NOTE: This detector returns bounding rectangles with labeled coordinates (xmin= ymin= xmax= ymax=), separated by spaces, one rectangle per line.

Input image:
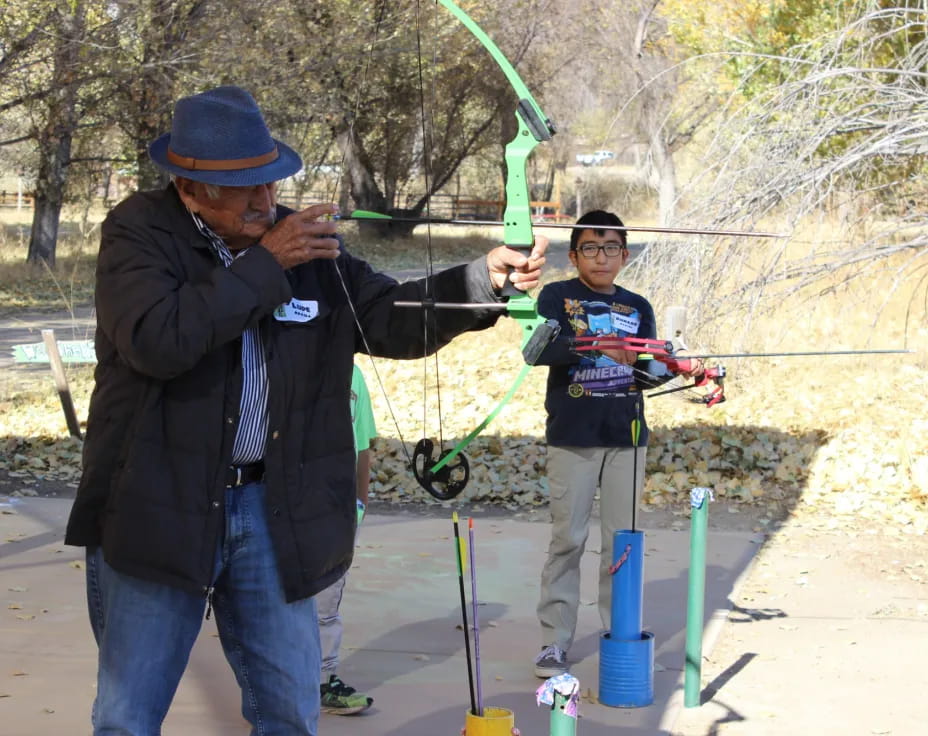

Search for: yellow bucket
xmin=464 ymin=706 xmax=515 ymax=736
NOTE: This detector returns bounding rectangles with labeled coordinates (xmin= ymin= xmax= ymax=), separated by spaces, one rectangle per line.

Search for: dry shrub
xmin=569 ymin=167 xmax=652 ymax=219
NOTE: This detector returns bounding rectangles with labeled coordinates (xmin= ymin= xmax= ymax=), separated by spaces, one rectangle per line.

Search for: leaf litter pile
xmin=360 ymin=316 xmax=926 ymax=535
xmin=2 ymin=316 xmax=924 ymax=537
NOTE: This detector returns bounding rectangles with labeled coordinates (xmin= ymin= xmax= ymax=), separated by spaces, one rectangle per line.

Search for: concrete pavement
xmin=0 ymin=495 xmax=759 ymax=735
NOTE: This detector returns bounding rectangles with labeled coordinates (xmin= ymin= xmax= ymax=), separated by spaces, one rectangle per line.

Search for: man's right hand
xmin=259 ymin=203 xmax=340 ymax=270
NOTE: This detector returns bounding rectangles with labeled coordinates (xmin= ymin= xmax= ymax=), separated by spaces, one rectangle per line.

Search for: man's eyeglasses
xmin=576 ymin=242 xmax=627 ymax=258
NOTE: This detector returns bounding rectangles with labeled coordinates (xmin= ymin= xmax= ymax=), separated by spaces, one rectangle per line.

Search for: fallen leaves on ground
xmin=1 ymin=312 xmax=925 ymax=536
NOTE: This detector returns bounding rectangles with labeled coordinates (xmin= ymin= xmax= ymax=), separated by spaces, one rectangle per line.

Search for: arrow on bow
xmin=339 ymin=209 xmax=786 ymax=239
xmin=565 ymin=335 xmax=912 ymax=405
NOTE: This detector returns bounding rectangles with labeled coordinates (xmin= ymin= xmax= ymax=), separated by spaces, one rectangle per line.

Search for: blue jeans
xmin=86 ymin=481 xmax=321 ymax=735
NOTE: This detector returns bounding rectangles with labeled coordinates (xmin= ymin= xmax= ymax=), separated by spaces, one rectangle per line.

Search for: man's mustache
xmin=241 ymin=209 xmax=276 ymax=224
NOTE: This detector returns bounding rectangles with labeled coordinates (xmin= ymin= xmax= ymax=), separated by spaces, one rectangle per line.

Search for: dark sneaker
xmin=320 ymin=674 xmax=373 ymax=715
xmin=533 ymin=644 xmax=568 ymax=678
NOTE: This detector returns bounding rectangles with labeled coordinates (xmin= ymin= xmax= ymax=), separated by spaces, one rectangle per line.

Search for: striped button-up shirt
xmin=190 ymin=213 xmax=268 ymax=464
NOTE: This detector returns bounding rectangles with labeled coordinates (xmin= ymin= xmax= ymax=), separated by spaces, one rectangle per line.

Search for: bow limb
xmin=412 ymin=0 xmax=557 ymax=499
xmin=436 ymin=0 xmax=554 ymax=297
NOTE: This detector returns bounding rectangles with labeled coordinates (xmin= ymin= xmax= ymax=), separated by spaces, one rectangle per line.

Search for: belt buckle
xmin=232 ymin=465 xmax=243 ymax=487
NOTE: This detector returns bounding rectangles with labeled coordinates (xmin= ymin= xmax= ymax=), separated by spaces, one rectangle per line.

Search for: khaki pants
xmin=537 ymin=444 xmax=647 ymax=651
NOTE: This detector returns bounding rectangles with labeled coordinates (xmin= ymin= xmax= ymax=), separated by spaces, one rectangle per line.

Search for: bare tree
xmin=1 ymin=0 xmax=209 ymax=265
xmin=26 ymin=3 xmax=87 ymax=267
xmin=626 ymin=1 xmax=928 ymax=340
xmin=561 ymin=1 xmax=719 ymax=224
xmin=268 ymin=0 xmax=563 ymax=238
xmin=110 ymin=0 xmax=210 ymax=191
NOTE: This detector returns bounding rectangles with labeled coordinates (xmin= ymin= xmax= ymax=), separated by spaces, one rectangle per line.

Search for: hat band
xmin=166 ymin=146 xmax=279 ymax=172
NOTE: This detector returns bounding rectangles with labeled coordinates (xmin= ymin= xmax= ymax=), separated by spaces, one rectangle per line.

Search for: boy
xmin=530 ymin=210 xmax=700 ymax=677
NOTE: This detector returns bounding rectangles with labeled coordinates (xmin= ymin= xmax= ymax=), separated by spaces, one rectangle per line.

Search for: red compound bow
xmin=569 ymin=335 xmax=726 ymax=406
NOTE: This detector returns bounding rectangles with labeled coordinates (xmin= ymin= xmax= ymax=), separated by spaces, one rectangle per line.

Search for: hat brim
xmin=148 ymin=133 xmax=303 ymax=186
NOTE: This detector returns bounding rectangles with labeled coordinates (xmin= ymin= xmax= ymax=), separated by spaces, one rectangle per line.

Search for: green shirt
xmin=351 ymin=365 xmax=377 ymax=455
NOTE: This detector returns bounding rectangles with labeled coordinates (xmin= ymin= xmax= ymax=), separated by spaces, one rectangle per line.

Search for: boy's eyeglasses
xmin=576 ymin=242 xmax=626 ymax=258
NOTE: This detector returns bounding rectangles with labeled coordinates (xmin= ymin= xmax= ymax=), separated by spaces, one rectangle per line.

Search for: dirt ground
xmin=671 ymin=517 xmax=928 ymax=736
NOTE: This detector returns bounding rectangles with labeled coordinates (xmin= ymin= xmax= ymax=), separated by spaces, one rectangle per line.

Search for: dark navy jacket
xmin=65 ymin=184 xmax=500 ymax=601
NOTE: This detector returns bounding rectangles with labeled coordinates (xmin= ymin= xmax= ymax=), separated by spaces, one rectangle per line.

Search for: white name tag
xmin=612 ymin=312 xmax=640 ymax=334
xmin=274 ymin=298 xmax=319 ymax=323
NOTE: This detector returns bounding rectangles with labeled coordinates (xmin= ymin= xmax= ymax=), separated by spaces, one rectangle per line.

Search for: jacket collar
xmin=145 ymin=183 xmax=213 ymax=252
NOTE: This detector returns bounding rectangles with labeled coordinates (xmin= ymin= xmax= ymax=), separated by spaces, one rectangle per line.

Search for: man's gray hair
xmin=170 ymin=174 xmax=221 ymax=200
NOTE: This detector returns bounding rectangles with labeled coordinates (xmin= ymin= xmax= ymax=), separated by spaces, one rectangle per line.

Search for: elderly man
xmin=65 ymin=85 xmax=546 ymax=735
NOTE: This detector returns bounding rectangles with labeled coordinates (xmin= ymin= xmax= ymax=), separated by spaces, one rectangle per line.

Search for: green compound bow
xmin=404 ymin=0 xmax=557 ymax=500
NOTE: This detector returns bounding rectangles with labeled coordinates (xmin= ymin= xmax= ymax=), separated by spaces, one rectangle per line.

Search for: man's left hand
xmin=487 ymin=235 xmax=548 ymax=292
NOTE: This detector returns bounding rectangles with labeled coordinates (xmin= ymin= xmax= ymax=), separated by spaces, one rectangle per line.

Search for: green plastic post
xmin=549 ymin=692 xmax=576 ymax=736
xmin=684 ymin=487 xmax=713 ymax=707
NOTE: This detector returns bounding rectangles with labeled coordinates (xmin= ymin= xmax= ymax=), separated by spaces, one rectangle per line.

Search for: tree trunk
xmin=498 ymin=107 xmax=518 ymax=193
xmin=650 ymin=132 xmax=677 ymax=226
xmin=630 ymin=1 xmax=680 ymax=226
xmin=136 ymin=142 xmax=170 ymax=191
xmin=126 ymin=1 xmax=207 ymax=192
xmin=336 ymin=125 xmax=420 ymax=239
xmin=26 ymin=6 xmax=84 ymax=268
xmin=134 ymin=75 xmax=174 ymax=190
xmin=336 ymin=126 xmax=388 ymax=212
xmin=357 ymin=218 xmax=417 ymax=240
xmin=27 ymin=138 xmax=71 ymax=267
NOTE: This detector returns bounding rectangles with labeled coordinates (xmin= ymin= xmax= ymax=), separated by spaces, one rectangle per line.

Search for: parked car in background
xmin=575 ymin=150 xmax=615 ymax=166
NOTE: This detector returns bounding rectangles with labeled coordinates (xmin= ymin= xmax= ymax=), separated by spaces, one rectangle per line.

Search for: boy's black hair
xmin=569 ymin=210 xmax=628 ymax=251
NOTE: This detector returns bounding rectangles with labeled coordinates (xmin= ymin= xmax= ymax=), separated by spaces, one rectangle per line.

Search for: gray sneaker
xmin=533 ymin=644 xmax=568 ymax=678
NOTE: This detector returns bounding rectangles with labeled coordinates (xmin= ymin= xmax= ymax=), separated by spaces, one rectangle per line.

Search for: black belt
xmin=226 ymin=461 xmax=265 ymax=488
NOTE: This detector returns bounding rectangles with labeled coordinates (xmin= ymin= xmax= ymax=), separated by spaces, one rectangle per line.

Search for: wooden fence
xmin=3 ymin=189 xmax=568 ymax=222
xmin=0 ymin=191 xmax=34 ymax=208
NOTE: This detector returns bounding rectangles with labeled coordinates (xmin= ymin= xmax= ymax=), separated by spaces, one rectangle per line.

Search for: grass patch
xmin=0 ymin=255 xmax=97 ymax=316
xmin=0 ymin=210 xmax=101 ymax=315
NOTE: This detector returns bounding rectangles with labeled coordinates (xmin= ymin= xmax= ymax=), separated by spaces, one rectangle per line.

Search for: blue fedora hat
xmin=148 ymin=86 xmax=303 ymax=186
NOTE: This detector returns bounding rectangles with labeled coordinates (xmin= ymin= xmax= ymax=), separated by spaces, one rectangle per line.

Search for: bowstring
xmin=415 ymin=0 xmax=444 ymax=449
xmin=329 ymin=0 xmax=412 ymax=466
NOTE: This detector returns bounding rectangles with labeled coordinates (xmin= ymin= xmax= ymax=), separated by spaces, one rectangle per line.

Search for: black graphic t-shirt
xmin=535 ymin=278 xmax=657 ymax=448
